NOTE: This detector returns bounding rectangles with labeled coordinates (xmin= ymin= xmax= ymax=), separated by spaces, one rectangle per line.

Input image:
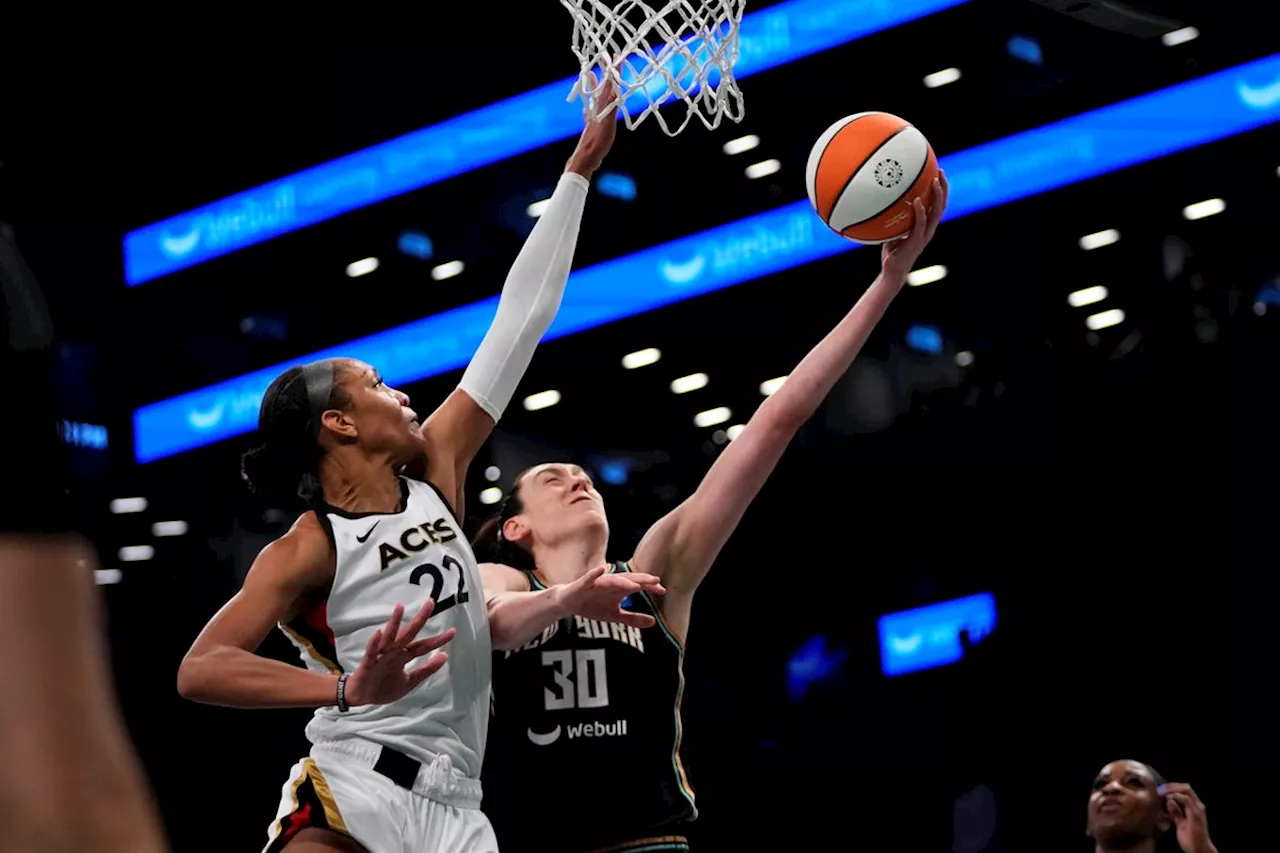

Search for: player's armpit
xmin=411 ymin=387 xmax=496 ymax=521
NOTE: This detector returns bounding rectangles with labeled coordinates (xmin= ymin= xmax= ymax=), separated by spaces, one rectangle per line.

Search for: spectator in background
xmin=0 ymin=226 xmax=170 ymax=852
xmin=1087 ymin=759 xmax=1218 ymax=853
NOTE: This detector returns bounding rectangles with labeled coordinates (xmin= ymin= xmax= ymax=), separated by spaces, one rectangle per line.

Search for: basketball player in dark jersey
xmin=473 ymin=175 xmax=950 ymax=853
xmin=1087 ymin=760 xmax=1218 ymax=853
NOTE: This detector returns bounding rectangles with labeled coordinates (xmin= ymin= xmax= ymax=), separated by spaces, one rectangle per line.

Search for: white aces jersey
xmin=279 ymin=476 xmax=491 ymax=779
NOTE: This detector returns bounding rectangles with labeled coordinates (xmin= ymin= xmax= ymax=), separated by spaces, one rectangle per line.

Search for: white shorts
xmin=263 ymin=740 xmax=498 ymax=853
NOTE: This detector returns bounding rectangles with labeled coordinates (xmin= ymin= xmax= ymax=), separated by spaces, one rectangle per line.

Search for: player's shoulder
xmin=480 ymin=562 xmax=532 ymax=593
xmin=256 ymin=511 xmax=335 ymax=582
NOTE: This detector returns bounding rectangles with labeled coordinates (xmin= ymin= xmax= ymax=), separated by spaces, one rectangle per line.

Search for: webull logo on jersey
xmin=526 ymin=719 xmax=629 ymax=746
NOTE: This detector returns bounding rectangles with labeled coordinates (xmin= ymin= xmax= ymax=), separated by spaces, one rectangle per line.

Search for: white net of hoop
xmin=562 ymin=0 xmax=746 ymax=136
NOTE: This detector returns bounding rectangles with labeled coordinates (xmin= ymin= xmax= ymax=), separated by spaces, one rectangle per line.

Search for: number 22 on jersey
xmin=408 ymin=554 xmax=470 ymax=616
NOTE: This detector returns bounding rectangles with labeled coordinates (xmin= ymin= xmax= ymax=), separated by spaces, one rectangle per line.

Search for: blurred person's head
xmin=1086 ymin=759 xmax=1170 ymax=851
xmin=241 ymin=358 xmax=423 ymax=504
xmin=473 ymin=463 xmax=608 ymax=574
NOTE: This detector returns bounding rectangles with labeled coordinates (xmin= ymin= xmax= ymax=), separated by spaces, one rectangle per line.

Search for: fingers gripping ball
xmin=805 ymin=112 xmax=939 ymax=244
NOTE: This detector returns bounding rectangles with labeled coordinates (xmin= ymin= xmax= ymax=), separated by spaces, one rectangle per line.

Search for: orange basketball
xmin=805 ymin=112 xmax=938 ymax=244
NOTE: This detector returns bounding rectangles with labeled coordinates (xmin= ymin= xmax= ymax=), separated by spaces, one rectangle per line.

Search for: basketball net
xmin=562 ymin=0 xmax=746 ymax=136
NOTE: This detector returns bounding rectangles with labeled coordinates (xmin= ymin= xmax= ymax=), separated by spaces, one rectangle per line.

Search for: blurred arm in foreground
xmin=0 ymin=226 xmax=169 ymax=853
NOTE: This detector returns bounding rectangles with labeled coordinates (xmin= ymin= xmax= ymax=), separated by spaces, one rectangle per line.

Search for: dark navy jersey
xmin=482 ymin=562 xmax=696 ymax=852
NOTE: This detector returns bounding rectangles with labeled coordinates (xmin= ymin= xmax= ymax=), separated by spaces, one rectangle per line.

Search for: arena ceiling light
xmin=954 ymin=351 xmax=974 ymax=367
xmin=621 ymin=347 xmax=661 ymax=369
xmin=479 ymin=487 xmax=503 ymax=505
xmin=1068 ymin=285 xmax=1109 ymax=308
xmin=907 ymin=264 xmax=947 ymax=286
xmin=1079 ymin=229 xmax=1120 ymax=250
xmin=131 ymin=55 xmax=1280 ymax=463
xmin=123 ymin=0 xmax=970 ymax=286
xmin=1162 ymin=26 xmax=1198 ymax=46
xmin=523 ymin=390 xmax=562 ymax=411
xmin=694 ymin=407 xmax=732 ymax=428
xmin=759 ymin=376 xmax=787 ymax=396
xmin=923 ymin=67 xmax=962 ymax=88
xmin=670 ymin=373 xmax=709 ymax=394
xmin=484 ymin=466 xmax=501 ymax=481
xmin=430 ymin=260 xmax=465 ymax=281
xmin=723 ymin=134 xmax=760 ymax=155
xmin=94 ymin=569 xmax=123 ymax=586
xmin=726 ymin=424 xmax=746 ymax=440
xmin=118 ymin=545 xmax=155 ymax=562
xmin=346 ymin=257 xmax=379 ymax=277
xmin=745 ymin=159 xmax=781 ymax=179
xmin=110 ymin=497 xmax=148 ymax=514
xmin=152 ymin=520 xmax=189 ymax=537
xmin=1182 ymin=198 xmax=1226 ymax=220
xmin=526 ymin=198 xmax=551 ymax=218
xmin=1086 ymin=308 xmax=1126 ymax=330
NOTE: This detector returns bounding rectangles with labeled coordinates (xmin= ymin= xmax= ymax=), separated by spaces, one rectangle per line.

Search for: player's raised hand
xmin=555 ymin=565 xmax=664 ymax=629
xmin=1159 ymin=783 xmax=1217 ymax=853
xmin=567 ymin=66 xmax=619 ymax=178
xmin=344 ymin=599 xmax=456 ymax=707
xmin=882 ymin=170 xmax=949 ymax=281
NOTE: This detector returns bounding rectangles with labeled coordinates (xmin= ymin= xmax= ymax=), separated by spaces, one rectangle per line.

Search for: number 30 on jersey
xmin=542 ymin=649 xmax=609 ymax=710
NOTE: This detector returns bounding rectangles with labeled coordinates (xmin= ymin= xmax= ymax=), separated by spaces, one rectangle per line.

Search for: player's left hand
xmin=566 ymin=68 xmax=619 ymax=179
xmin=1160 ymin=783 xmax=1217 ymax=853
xmin=881 ymin=170 xmax=949 ymax=282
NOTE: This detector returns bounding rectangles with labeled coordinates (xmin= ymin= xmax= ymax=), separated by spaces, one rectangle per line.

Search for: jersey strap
xmin=523 ymin=561 xmax=627 ymax=590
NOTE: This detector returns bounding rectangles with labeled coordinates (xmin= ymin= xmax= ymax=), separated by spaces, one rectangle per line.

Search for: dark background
xmin=2 ymin=1 xmax=1270 ymax=850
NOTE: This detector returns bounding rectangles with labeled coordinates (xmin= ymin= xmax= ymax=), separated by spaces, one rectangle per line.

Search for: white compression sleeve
xmin=458 ymin=171 xmax=589 ymax=421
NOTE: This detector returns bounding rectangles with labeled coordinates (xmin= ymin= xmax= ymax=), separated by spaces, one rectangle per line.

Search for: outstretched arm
xmin=415 ymin=83 xmax=619 ymax=519
xmin=632 ymin=174 xmax=949 ymax=640
xmin=481 ymin=563 xmax=664 ymax=651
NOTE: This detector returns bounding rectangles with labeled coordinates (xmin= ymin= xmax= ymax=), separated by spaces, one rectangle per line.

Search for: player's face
xmin=1086 ymin=760 xmax=1167 ymax=842
xmin=337 ymin=360 xmax=424 ymax=460
xmin=514 ymin=463 xmax=607 ymax=540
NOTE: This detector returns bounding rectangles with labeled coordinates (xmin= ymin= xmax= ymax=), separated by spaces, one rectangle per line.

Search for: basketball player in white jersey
xmin=176 ymin=79 xmax=662 ymax=853
xmin=475 ymin=176 xmax=947 ymax=853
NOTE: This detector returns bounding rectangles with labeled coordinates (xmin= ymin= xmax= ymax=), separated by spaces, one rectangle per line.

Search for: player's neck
xmin=532 ymin=538 xmax=608 ymax=587
xmin=1094 ymin=837 xmax=1156 ymax=853
xmin=317 ymin=450 xmax=403 ymax=514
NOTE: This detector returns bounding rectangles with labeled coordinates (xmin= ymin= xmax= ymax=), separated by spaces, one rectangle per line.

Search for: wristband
xmin=336 ymin=672 xmax=350 ymax=712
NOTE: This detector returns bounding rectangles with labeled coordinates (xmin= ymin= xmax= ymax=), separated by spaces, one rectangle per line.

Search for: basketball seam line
xmin=813 ymin=114 xmax=864 ymax=210
xmin=830 ymin=124 xmax=918 ymax=232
